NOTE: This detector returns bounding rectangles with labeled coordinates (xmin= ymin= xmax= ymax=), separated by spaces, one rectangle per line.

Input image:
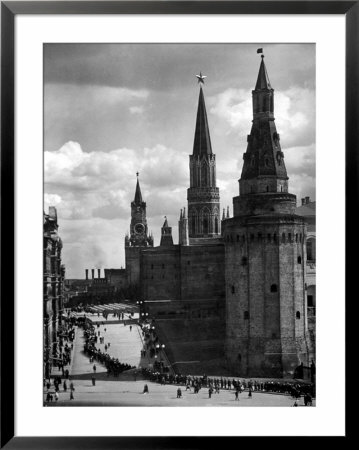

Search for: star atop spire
xmin=196 ymin=71 xmax=207 ymax=84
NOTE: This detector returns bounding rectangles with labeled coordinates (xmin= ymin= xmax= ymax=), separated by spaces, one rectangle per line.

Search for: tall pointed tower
xmin=125 ymin=173 xmax=153 ymax=285
xmin=187 ymin=81 xmax=221 ymax=238
xmin=224 ymin=54 xmax=309 ymax=377
xmin=160 ymin=216 xmax=174 ymax=246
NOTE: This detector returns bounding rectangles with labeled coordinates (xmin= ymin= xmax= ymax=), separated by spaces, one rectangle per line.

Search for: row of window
xmin=231 ymin=283 xmax=278 ymax=294
xmin=230 ymin=310 xmax=302 ymax=320
xmin=225 ymin=232 xmax=304 ymax=244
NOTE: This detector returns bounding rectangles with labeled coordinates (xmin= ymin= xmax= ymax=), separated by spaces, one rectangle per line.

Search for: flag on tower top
xmin=257 ymin=48 xmax=263 ymax=54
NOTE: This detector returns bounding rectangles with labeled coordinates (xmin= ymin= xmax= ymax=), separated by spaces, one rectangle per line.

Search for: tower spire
xmin=192 ymin=85 xmax=212 ymax=156
xmin=134 ymin=172 xmax=143 ymax=204
xmin=255 ymin=54 xmax=272 ymax=90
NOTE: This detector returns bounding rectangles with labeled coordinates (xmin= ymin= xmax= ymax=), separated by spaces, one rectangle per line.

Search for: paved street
xmin=45 ymin=378 xmax=314 ymax=407
xmin=45 ymin=318 xmax=315 ymax=407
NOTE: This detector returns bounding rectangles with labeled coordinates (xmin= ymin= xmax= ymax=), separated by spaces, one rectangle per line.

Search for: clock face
xmin=134 ymin=223 xmax=145 ymax=235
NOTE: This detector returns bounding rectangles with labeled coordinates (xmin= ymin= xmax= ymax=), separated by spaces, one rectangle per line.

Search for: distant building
xmin=43 ymin=207 xmax=65 ymax=378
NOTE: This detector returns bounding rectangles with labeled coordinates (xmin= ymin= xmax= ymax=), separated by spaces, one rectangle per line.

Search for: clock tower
xmin=125 ymin=174 xmax=153 ymax=286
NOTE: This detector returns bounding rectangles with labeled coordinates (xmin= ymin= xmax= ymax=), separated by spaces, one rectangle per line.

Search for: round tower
xmin=223 ymin=54 xmax=309 ymax=378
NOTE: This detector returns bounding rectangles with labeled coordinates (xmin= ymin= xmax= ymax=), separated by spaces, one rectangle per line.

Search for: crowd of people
xmin=140 ymin=369 xmax=315 ymax=399
xmin=81 ymin=322 xmax=136 ymax=376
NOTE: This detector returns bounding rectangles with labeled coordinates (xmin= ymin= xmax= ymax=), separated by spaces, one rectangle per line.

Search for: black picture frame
xmin=1 ymin=1 xmax=355 ymax=447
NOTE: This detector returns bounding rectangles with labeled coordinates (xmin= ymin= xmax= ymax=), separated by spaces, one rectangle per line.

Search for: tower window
xmin=307 ymin=238 xmax=316 ymax=262
xmin=187 ymin=261 xmax=191 ymax=266
xmin=296 ymin=311 xmax=301 ymax=319
xmin=307 ymin=295 xmax=314 ymax=307
xmin=231 ymin=285 xmax=235 ymax=294
xmin=162 ymin=264 xmax=164 ymax=269
xmin=288 ymin=233 xmax=292 ymax=242
xmin=250 ymin=234 xmax=255 ymax=242
xmin=265 ymin=159 xmax=269 ymax=167
xmin=215 ymin=217 xmax=219 ymax=234
xmin=266 ymin=186 xmax=269 ymax=192
xmin=237 ymin=235 xmax=240 ymax=242
xmin=281 ymin=233 xmax=286 ymax=243
xmin=273 ymin=233 xmax=277 ymax=243
xmin=280 ymin=186 xmax=283 ymax=192
xmin=270 ymin=284 xmax=278 ymax=293
xmin=244 ymin=311 xmax=249 ymax=320
xmin=295 ymin=234 xmax=298 ymax=242
xmin=203 ymin=217 xmax=209 ymax=235
xmin=151 ymin=264 xmax=153 ymax=270
xmin=241 ymin=256 xmax=248 ymax=266
xmin=267 ymin=233 xmax=271 ymax=242
xmin=297 ymin=256 xmax=302 ymax=264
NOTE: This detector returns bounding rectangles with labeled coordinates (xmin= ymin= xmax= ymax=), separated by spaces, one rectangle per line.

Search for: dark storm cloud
xmin=44 ymin=43 xmax=315 ymax=92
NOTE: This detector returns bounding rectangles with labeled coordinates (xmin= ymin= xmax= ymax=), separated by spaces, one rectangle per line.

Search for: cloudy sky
xmin=44 ymin=43 xmax=315 ymax=279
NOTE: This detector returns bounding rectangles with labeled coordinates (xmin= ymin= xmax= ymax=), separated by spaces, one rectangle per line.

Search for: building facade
xmin=43 ymin=206 xmax=65 ymax=378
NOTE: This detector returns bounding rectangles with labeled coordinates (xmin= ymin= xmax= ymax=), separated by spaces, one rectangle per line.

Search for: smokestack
xmin=305 ymin=196 xmax=310 ymax=204
xmin=85 ymin=269 xmax=88 ymax=280
xmin=91 ymin=269 xmax=94 ymax=279
xmin=98 ymin=268 xmax=101 ymax=279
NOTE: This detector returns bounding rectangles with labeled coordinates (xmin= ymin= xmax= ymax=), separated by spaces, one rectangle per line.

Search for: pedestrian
xmin=70 ymin=390 xmax=74 ymax=400
xmin=248 ymin=387 xmax=252 ymax=398
xmin=130 ymin=325 xmax=132 ymax=332
xmin=177 ymin=388 xmax=182 ymax=398
xmin=93 ymin=364 xmax=97 ymax=373
xmin=55 ymin=392 xmax=59 ymax=402
xmin=63 ymin=380 xmax=67 ymax=392
xmin=92 ymin=376 xmax=96 ymax=386
xmin=143 ymin=384 xmax=149 ymax=394
xmin=208 ymin=387 xmax=213 ymax=399
xmin=235 ymin=390 xmax=239 ymax=401
xmin=293 ymin=400 xmax=298 ymax=407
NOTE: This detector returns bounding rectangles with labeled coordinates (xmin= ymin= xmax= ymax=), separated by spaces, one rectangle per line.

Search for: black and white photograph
xmin=43 ymin=43 xmax=316 ymax=407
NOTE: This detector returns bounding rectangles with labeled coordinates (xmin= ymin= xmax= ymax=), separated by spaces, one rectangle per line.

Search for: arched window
xmin=244 ymin=311 xmax=249 ymax=320
xmin=281 ymin=233 xmax=286 ymax=243
xmin=241 ymin=256 xmax=248 ymax=266
xmin=266 ymin=186 xmax=269 ymax=192
xmin=297 ymin=256 xmax=302 ymax=264
xmin=191 ymin=215 xmax=196 ymax=236
xmin=214 ymin=217 xmax=219 ymax=234
xmin=296 ymin=311 xmax=301 ymax=319
xmin=231 ymin=285 xmax=235 ymax=294
xmin=203 ymin=217 xmax=209 ymax=235
xmin=270 ymin=284 xmax=278 ymax=293
xmin=307 ymin=238 xmax=316 ymax=261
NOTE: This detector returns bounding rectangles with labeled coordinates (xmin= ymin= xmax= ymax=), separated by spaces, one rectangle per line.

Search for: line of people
xmin=82 ymin=322 xmax=136 ymax=376
xmin=141 ymin=369 xmax=315 ymax=398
